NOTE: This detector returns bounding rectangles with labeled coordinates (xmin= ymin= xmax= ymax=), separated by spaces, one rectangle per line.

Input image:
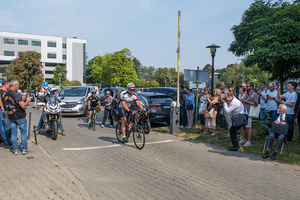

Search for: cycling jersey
xmin=119 ymin=90 xmax=139 ymax=108
xmin=88 ymin=95 xmax=100 ymax=107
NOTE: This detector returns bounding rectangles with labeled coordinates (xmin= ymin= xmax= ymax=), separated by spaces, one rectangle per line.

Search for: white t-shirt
xmin=260 ymin=89 xmax=268 ymax=109
xmin=266 ymin=90 xmax=278 ymax=111
xmin=283 ymin=91 xmax=298 ymax=115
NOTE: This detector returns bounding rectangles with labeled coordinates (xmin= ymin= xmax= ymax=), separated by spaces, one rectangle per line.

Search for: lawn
xmin=155 ymin=119 xmax=300 ymax=165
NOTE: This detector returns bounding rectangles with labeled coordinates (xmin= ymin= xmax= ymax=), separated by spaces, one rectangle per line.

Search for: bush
xmin=61 ymin=80 xmax=82 ymax=87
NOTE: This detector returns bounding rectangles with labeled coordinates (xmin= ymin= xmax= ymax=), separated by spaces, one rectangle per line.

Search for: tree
xmin=86 ymin=57 xmax=96 ymax=84
xmin=229 ymin=0 xmax=300 ymax=93
xmin=131 ymin=57 xmax=142 ymax=78
xmin=52 ymin=64 xmax=67 ymax=85
xmin=92 ymin=55 xmax=105 ymax=83
xmin=61 ymin=80 xmax=82 ymax=87
xmin=202 ymin=64 xmax=212 ymax=80
xmin=153 ymin=67 xmax=171 ymax=86
xmin=7 ymin=50 xmax=43 ymax=90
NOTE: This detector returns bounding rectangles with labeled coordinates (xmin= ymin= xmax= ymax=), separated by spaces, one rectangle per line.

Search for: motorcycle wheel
xmin=52 ymin=121 xmax=58 ymax=140
xmin=144 ymin=121 xmax=151 ymax=134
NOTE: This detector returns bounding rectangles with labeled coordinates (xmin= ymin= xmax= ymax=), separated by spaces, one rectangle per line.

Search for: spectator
xmin=185 ymin=89 xmax=195 ymax=129
xmin=296 ymin=103 xmax=300 ymax=139
xmin=197 ymin=87 xmax=208 ymax=133
xmin=220 ymin=92 xmax=246 ymax=151
xmin=33 ymin=87 xmax=39 ymax=108
xmin=204 ymin=89 xmax=221 ymax=135
xmin=265 ymin=82 xmax=278 ymax=118
xmin=106 ymin=84 xmax=114 ymax=97
xmin=263 ymin=104 xmax=294 ymax=160
xmin=3 ymin=80 xmax=31 ymax=155
xmin=229 ymin=80 xmax=234 ymax=88
xmin=238 ymin=87 xmax=246 ymax=100
xmin=101 ymin=91 xmax=114 ymax=128
xmin=224 ymin=87 xmax=237 ymax=137
xmin=114 ymin=89 xmax=119 ymax=99
xmin=228 ymin=87 xmax=236 ymax=97
xmin=219 ymin=82 xmax=228 ymax=129
xmin=179 ymin=85 xmax=187 ymax=128
xmin=239 ymin=82 xmax=259 ymax=147
xmin=257 ymin=82 xmax=268 ymax=128
xmin=0 ymin=80 xmax=11 ymax=146
xmin=22 ymin=89 xmax=27 ymax=101
xmin=276 ymin=81 xmax=298 ymax=143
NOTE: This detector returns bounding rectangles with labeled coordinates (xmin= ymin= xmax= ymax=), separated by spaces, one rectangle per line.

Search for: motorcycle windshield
xmin=49 ymin=95 xmax=57 ymax=107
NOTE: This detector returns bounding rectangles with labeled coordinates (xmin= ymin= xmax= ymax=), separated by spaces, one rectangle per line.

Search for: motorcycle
xmin=37 ymin=95 xmax=65 ymax=140
xmin=111 ymin=99 xmax=151 ymax=134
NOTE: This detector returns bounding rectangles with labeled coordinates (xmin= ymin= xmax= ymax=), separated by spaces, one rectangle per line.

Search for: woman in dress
xmin=204 ymin=89 xmax=221 ymax=135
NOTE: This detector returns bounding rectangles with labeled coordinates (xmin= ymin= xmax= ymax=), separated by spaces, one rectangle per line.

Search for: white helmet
xmin=127 ymin=83 xmax=135 ymax=88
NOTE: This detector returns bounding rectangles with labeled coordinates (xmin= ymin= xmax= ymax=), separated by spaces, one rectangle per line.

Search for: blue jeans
xmin=199 ymin=114 xmax=205 ymax=126
xmin=0 ymin=110 xmax=8 ymax=144
xmin=3 ymin=111 xmax=11 ymax=143
xmin=10 ymin=117 xmax=28 ymax=151
xmin=180 ymin=106 xmax=186 ymax=126
xmin=260 ymin=108 xmax=267 ymax=128
xmin=38 ymin=114 xmax=63 ymax=130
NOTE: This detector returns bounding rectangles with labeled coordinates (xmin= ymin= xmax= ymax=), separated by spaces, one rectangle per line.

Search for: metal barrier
xmin=28 ymin=112 xmax=31 ymax=140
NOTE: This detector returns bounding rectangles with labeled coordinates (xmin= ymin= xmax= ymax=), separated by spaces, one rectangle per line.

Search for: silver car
xmin=59 ymin=86 xmax=91 ymax=116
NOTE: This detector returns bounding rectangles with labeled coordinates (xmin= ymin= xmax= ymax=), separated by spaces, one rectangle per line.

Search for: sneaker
xmin=238 ymin=139 xmax=246 ymax=145
xmin=36 ymin=129 xmax=40 ymax=135
xmin=262 ymin=151 xmax=270 ymax=159
xmin=271 ymin=152 xmax=278 ymax=160
xmin=22 ymin=149 xmax=30 ymax=155
xmin=101 ymin=125 xmax=104 ymax=128
xmin=186 ymin=126 xmax=191 ymax=129
xmin=180 ymin=125 xmax=184 ymax=128
xmin=243 ymin=141 xmax=252 ymax=147
xmin=89 ymin=122 xmax=92 ymax=126
xmin=96 ymin=115 xmax=98 ymax=119
xmin=110 ymin=125 xmax=113 ymax=128
xmin=123 ymin=137 xmax=128 ymax=143
xmin=61 ymin=129 xmax=66 ymax=136
xmin=13 ymin=150 xmax=19 ymax=155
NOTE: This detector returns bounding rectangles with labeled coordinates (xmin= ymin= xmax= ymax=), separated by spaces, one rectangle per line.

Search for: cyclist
xmin=87 ymin=90 xmax=101 ymax=126
xmin=119 ymin=83 xmax=146 ymax=142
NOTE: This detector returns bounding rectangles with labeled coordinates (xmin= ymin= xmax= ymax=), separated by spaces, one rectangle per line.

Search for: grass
xmin=156 ymin=119 xmax=300 ymax=165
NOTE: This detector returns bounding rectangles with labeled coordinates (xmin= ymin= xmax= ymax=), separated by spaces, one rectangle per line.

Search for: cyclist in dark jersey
xmin=87 ymin=90 xmax=101 ymax=126
xmin=119 ymin=83 xmax=146 ymax=142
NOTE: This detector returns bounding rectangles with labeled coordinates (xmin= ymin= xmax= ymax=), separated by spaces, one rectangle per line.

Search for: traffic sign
xmin=207 ymin=81 xmax=212 ymax=86
xmin=43 ymin=81 xmax=48 ymax=87
xmin=183 ymin=69 xmax=209 ymax=82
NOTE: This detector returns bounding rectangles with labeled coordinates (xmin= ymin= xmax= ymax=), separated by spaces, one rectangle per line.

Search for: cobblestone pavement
xmin=2 ymin=107 xmax=300 ymax=199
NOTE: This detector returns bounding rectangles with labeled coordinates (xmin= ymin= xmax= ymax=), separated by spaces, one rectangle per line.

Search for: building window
xmin=4 ymin=38 xmax=14 ymax=44
xmin=47 ymin=42 xmax=56 ymax=47
xmin=45 ymin=70 xmax=54 ymax=74
xmin=62 ymin=55 xmax=66 ymax=60
xmin=4 ymin=51 xmax=14 ymax=56
xmin=45 ymin=78 xmax=53 ymax=84
xmin=18 ymin=39 xmax=28 ymax=45
xmin=62 ymin=43 xmax=66 ymax=48
xmin=32 ymin=40 xmax=41 ymax=46
xmin=47 ymin=53 xmax=56 ymax=59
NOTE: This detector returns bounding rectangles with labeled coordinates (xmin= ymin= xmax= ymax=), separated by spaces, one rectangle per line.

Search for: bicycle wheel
xmin=93 ymin=111 xmax=96 ymax=131
xmin=132 ymin=124 xmax=145 ymax=150
xmin=116 ymin=122 xmax=124 ymax=143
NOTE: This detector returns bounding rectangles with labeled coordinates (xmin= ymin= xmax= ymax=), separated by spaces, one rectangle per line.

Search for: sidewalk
xmin=0 ymin=138 xmax=90 ymax=200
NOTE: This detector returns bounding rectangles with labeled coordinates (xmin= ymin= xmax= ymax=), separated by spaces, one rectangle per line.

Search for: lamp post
xmin=206 ymin=44 xmax=221 ymax=95
xmin=59 ymin=73 xmax=62 ymax=89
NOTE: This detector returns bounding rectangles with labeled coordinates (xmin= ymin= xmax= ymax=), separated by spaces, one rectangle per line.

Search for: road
xmin=29 ymin=107 xmax=300 ymax=200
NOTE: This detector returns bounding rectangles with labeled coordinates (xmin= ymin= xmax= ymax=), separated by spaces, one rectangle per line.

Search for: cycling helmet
xmin=91 ymin=90 xmax=96 ymax=94
xmin=127 ymin=83 xmax=135 ymax=88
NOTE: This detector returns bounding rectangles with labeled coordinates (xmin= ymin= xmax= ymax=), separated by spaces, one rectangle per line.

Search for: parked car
xmin=58 ymin=86 xmax=92 ymax=116
xmin=100 ymin=87 xmax=125 ymax=103
xmin=137 ymin=92 xmax=173 ymax=124
xmin=146 ymin=87 xmax=177 ymax=101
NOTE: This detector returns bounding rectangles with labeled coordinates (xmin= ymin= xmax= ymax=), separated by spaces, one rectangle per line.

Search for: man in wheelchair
xmin=263 ymin=104 xmax=294 ymax=160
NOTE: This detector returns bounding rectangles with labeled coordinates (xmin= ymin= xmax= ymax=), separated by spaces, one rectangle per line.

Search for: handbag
xmin=186 ymin=103 xmax=193 ymax=110
xmin=271 ymin=122 xmax=289 ymax=135
xmin=199 ymin=102 xmax=207 ymax=114
xmin=232 ymin=114 xmax=248 ymax=128
xmin=248 ymin=104 xmax=261 ymax=118
xmin=204 ymin=107 xmax=215 ymax=119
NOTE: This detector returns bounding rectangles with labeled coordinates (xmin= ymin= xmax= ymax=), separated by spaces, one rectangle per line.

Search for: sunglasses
xmin=129 ymin=89 xmax=135 ymax=91
xmin=229 ymin=90 xmax=233 ymax=91
xmin=204 ymin=90 xmax=207 ymax=91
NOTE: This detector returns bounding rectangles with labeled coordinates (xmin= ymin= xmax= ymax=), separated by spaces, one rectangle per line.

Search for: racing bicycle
xmin=86 ymin=106 xmax=97 ymax=131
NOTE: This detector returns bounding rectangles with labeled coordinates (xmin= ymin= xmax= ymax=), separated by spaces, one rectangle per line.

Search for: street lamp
xmin=206 ymin=44 xmax=221 ymax=95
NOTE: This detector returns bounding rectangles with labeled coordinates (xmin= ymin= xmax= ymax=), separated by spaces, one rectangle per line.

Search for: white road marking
xmin=62 ymin=140 xmax=174 ymax=151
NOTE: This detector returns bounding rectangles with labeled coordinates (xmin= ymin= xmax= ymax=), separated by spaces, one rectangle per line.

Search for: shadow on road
xmin=98 ymin=136 xmax=119 ymax=144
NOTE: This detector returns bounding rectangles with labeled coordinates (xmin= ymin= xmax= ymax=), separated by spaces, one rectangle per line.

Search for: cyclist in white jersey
xmin=118 ymin=83 xmax=146 ymax=142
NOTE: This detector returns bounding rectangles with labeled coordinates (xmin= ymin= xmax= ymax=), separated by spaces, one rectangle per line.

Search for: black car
xmin=146 ymin=87 xmax=177 ymax=101
xmin=137 ymin=92 xmax=173 ymax=124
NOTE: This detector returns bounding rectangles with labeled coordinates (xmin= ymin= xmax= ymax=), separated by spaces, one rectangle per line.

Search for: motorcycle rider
xmin=119 ymin=83 xmax=146 ymax=142
xmin=36 ymin=88 xmax=65 ymax=136
xmin=87 ymin=90 xmax=101 ymax=126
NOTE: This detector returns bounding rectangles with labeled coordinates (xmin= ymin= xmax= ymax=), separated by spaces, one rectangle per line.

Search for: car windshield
xmin=59 ymin=87 xmax=87 ymax=97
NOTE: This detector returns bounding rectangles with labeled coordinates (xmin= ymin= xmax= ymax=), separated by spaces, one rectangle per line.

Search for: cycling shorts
xmin=118 ymin=108 xmax=129 ymax=119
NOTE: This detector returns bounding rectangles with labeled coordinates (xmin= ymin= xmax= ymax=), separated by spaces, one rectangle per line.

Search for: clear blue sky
xmin=0 ymin=0 xmax=282 ymax=71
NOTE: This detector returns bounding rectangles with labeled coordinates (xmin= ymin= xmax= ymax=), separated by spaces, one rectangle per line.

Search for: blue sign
xmin=43 ymin=81 xmax=48 ymax=87
xmin=207 ymin=81 xmax=212 ymax=86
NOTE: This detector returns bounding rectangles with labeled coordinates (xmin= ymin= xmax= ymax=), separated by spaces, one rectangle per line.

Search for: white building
xmin=0 ymin=31 xmax=86 ymax=84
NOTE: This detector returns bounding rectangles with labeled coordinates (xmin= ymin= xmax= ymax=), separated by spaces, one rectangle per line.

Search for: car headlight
xmin=77 ymin=98 xmax=84 ymax=104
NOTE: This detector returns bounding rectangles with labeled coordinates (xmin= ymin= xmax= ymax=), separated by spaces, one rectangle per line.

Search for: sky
xmin=0 ymin=0 xmax=277 ymax=72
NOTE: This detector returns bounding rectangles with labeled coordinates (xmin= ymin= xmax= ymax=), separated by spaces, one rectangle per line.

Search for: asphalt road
xmin=28 ymin=107 xmax=300 ymax=200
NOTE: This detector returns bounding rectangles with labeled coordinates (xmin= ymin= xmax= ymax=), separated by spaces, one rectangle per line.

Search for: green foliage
xmin=131 ymin=57 xmax=142 ymax=78
xmin=92 ymin=48 xmax=139 ymax=87
xmin=52 ymin=64 xmax=67 ymax=85
xmin=61 ymin=80 xmax=82 ymax=87
xmin=7 ymin=50 xmax=43 ymax=90
xmin=153 ymin=67 xmax=172 ymax=86
xmin=229 ymin=0 xmax=300 ymax=91
xmin=138 ymin=66 xmax=156 ymax=81
xmin=135 ymin=80 xmax=159 ymax=88
xmin=86 ymin=57 xmax=96 ymax=84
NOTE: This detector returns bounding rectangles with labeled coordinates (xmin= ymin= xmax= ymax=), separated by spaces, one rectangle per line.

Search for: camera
xmin=218 ymin=98 xmax=225 ymax=101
